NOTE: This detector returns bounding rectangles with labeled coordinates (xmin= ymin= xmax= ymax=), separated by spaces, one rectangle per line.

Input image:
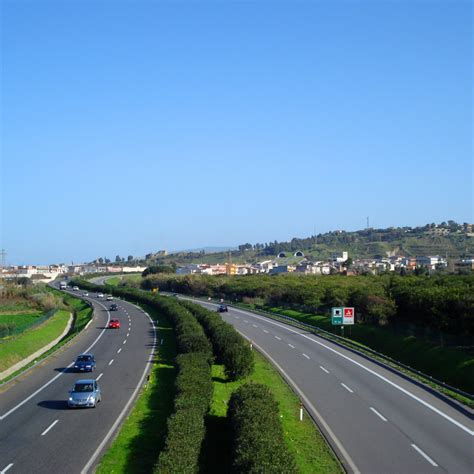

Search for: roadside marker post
xmin=299 ymin=402 xmax=304 ymax=421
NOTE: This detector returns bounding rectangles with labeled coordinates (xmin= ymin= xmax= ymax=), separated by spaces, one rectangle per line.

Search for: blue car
xmin=74 ymin=354 xmax=96 ymax=372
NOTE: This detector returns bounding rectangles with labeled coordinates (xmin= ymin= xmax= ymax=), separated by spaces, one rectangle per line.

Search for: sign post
xmin=332 ymin=307 xmax=355 ymax=338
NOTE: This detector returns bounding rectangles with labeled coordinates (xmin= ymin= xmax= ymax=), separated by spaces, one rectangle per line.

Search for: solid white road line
xmin=341 ymin=383 xmax=354 ymax=393
xmin=275 ymin=336 xmax=281 ymax=340
xmin=288 ymin=344 xmax=295 ymax=349
xmin=41 ymin=419 xmax=59 ymax=436
xmin=411 ymin=444 xmax=438 ymax=467
xmin=81 ymin=304 xmax=157 ymax=474
xmin=109 ymin=359 xmax=114 ymax=366
xmin=117 ymin=348 xmax=122 ymax=354
xmin=230 ymin=306 xmax=473 ymax=436
xmin=320 ymin=366 xmax=330 ymax=374
xmin=0 ymin=463 xmax=13 ymax=474
xmin=302 ymin=353 xmax=311 ymax=359
xmin=370 ymin=407 xmax=387 ymax=422
xmin=0 ymin=302 xmax=112 ymax=421
xmin=96 ymin=373 xmax=103 ymax=381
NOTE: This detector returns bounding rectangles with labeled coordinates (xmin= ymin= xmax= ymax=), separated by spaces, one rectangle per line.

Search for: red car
xmin=109 ymin=319 xmax=120 ymax=329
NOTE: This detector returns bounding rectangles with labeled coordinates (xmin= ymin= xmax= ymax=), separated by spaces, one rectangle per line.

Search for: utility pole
xmin=366 ymin=216 xmax=370 ymax=229
xmin=0 ymin=249 xmax=6 ymax=268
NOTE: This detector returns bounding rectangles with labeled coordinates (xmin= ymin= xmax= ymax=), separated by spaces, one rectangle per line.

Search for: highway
xmin=0 ymin=286 xmax=156 ymax=474
xmin=191 ymin=299 xmax=474 ymax=474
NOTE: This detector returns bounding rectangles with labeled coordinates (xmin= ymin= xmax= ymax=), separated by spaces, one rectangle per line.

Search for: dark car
xmin=109 ymin=303 xmax=118 ymax=311
xmin=74 ymin=354 xmax=96 ymax=372
xmin=217 ymin=304 xmax=228 ymax=313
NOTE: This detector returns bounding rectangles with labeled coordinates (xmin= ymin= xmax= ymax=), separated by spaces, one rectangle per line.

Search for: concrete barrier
xmin=0 ymin=312 xmax=74 ymax=381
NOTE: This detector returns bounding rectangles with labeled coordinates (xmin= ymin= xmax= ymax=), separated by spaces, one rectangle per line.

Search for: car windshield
xmin=73 ymin=383 xmax=93 ymax=393
xmin=77 ymin=356 xmax=92 ymax=362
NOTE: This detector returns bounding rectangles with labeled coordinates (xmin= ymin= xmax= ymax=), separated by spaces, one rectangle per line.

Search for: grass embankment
xmin=201 ymin=354 xmax=341 ymax=474
xmin=97 ymin=305 xmax=177 ymax=474
xmin=257 ymin=305 xmax=474 ymax=397
xmin=102 ymin=274 xmax=142 ymax=287
xmin=0 ymin=309 xmax=70 ymax=372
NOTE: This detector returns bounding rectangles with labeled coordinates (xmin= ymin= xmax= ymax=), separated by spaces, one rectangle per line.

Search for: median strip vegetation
xmin=73 ymin=279 xmax=343 ymax=472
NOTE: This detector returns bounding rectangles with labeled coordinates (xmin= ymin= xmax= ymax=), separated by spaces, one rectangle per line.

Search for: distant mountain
xmin=171 ymin=246 xmax=238 ymax=254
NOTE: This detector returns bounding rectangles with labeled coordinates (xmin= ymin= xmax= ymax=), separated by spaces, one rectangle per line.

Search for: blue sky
xmin=1 ymin=0 xmax=472 ymax=264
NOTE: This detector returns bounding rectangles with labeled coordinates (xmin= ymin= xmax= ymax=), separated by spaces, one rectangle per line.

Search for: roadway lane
xmin=193 ymin=299 xmax=474 ymax=474
xmin=0 ymin=288 xmax=156 ymax=474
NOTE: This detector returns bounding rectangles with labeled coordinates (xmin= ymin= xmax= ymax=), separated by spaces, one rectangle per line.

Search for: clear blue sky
xmin=1 ymin=0 xmax=472 ymax=265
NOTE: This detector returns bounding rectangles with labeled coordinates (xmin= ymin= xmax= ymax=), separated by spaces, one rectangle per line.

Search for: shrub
xmin=181 ymin=301 xmax=254 ymax=381
xmin=228 ymin=383 xmax=297 ymax=473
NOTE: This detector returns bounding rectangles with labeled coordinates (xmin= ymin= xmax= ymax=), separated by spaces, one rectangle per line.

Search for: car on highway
xmin=73 ymin=286 xmax=79 ymax=291
xmin=97 ymin=293 xmax=104 ymax=298
xmin=217 ymin=304 xmax=228 ymax=313
xmin=74 ymin=354 xmax=96 ymax=372
xmin=109 ymin=319 xmax=120 ymax=329
xmin=68 ymin=379 xmax=101 ymax=408
xmin=109 ymin=303 xmax=118 ymax=311
xmin=106 ymin=295 xmax=113 ymax=301
xmin=83 ymin=292 xmax=89 ymax=297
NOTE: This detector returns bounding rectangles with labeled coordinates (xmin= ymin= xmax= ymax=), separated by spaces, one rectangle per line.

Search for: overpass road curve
xmin=0 ymin=287 xmax=156 ymax=474
xmin=192 ymin=299 xmax=473 ymax=474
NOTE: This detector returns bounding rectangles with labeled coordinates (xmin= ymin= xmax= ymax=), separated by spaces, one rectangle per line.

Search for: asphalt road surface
xmin=192 ymin=299 xmax=474 ymax=474
xmin=0 ymin=286 xmax=156 ymax=474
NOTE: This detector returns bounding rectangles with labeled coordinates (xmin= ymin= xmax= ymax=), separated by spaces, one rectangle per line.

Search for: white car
xmin=97 ymin=293 xmax=104 ymax=298
xmin=73 ymin=286 xmax=79 ymax=291
xmin=106 ymin=295 xmax=113 ymax=301
xmin=83 ymin=292 xmax=89 ymax=297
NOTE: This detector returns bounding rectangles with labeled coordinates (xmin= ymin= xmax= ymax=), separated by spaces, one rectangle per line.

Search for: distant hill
xmin=139 ymin=221 xmax=474 ymax=266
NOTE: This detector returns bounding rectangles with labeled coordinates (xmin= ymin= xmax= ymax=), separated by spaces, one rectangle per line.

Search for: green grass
xmin=200 ymin=356 xmax=341 ymax=474
xmin=106 ymin=277 xmax=121 ymax=286
xmin=105 ymin=274 xmax=142 ymax=287
xmin=96 ymin=305 xmax=177 ymax=474
xmin=0 ymin=309 xmax=71 ymax=372
xmin=256 ymin=305 xmax=474 ymax=399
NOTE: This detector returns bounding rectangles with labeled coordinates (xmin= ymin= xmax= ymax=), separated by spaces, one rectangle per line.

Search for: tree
xmin=105 ymin=258 xmax=111 ymax=264
xmin=127 ymin=255 xmax=133 ymax=262
xmin=115 ymin=255 xmax=121 ymax=263
xmin=98 ymin=257 xmax=104 ymax=264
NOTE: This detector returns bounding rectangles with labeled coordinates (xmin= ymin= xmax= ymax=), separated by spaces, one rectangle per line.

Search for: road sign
xmin=343 ymin=307 xmax=354 ymax=325
xmin=331 ymin=307 xmax=343 ymax=325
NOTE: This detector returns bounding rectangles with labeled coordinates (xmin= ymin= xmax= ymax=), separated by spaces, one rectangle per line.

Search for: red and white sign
xmin=343 ymin=307 xmax=354 ymax=325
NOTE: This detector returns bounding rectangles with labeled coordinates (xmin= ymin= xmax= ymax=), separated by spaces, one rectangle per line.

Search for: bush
xmin=181 ymin=301 xmax=254 ymax=381
xmin=228 ymin=383 xmax=297 ymax=473
xmin=155 ymin=353 xmax=212 ymax=473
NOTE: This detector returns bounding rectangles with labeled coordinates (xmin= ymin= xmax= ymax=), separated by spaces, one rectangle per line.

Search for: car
xmin=97 ymin=293 xmax=104 ymax=298
xmin=109 ymin=303 xmax=118 ymax=311
xmin=217 ymin=304 xmax=228 ymax=313
xmin=83 ymin=292 xmax=89 ymax=297
xmin=109 ymin=319 xmax=120 ymax=329
xmin=72 ymin=286 xmax=79 ymax=291
xmin=106 ymin=295 xmax=113 ymax=301
xmin=74 ymin=354 xmax=96 ymax=372
xmin=68 ymin=379 xmax=101 ymax=408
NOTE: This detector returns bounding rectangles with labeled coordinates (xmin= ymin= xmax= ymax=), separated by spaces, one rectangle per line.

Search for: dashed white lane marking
xmin=229 ymin=306 xmax=474 ymax=436
xmin=109 ymin=359 xmax=114 ymax=366
xmin=302 ymin=353 xmax=311 ymax=359
xmin=275 ymin=336 xmax=281 ymax=340
xmin=252 ymin=324 xmax=258 ymax=328
xmin=263 ymin=329 xmax=269 ymax=334
xmin=235 ymin=316 xmax=240 ymax=319
xmin=117 ymin=348 xmax=122 ymax=354
xmin=123 ymin=340 xmax=127 ymax=344
xmin=411 ymin=444 xmax=438 ymax=467
xmin=243 ymin=320 xmax=249 ymax=323
xmin=1 ymin=463 xmax=14 ymax=474
xmin=320 ymin=366 xmax=330 ymax=374
xmin=96 ymin=373 xmax=103 ymax=381
xmin=127 ymin=332 xmax=130 ymax=337
xmin=288 ymin=344 xmax=295 ymax=349
xmin=341 ymin=383 xmax=354 ymax=393
xmin=370 ymin=407 xmax=387 ymax=422
xmin=41 ymin=419 xmax=59 ymax=436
